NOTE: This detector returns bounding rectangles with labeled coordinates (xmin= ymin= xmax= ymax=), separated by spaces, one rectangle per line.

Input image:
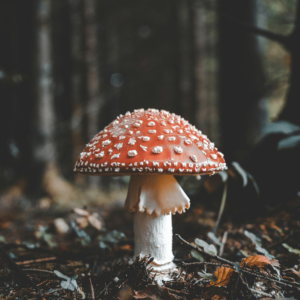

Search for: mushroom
xmin=74 ymin=108 xmax=226 ymax=279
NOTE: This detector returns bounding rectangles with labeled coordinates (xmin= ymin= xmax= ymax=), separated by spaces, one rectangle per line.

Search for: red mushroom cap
xmin=74 ymin=108 xmax=226 ymax=176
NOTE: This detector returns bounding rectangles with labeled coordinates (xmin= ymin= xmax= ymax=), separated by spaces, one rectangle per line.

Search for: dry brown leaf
xmin=76 ymin=217 xmax=89 ymax=229
xmin=207 ymin=267 xmax=234 ymax=287
xmin=74 ymin=209 xmax=102 ymax=230
xmin=270 ymin=258 xmax=280 ymax=268
xmin=88 ymin=214 xmax=102 ymax=230
xmin=240 ymin=255 xmax=271 ymax=269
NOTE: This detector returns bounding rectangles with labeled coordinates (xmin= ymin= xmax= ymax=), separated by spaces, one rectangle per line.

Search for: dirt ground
xmin=1 ymin=178 xmax=300 ymax=300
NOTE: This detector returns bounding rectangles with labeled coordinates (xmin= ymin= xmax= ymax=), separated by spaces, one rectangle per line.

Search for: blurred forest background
xmin=0 ymin=0 xmax=299 ymax=209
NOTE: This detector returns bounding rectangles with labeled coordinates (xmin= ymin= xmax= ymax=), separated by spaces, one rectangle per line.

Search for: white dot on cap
xmin=128 ymin=150 xmax=137 ymax=157
xmin=190 ymin=155 xmax=197 ymax=162
xmin=174 ymin=146 xmax=183 ymax=154
xmin=152 ymin=146 xmax=163 ymax=154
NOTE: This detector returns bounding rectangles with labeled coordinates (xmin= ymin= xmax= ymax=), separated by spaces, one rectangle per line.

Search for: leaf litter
xmin=1 ymin=191 xmax=300 ymax=299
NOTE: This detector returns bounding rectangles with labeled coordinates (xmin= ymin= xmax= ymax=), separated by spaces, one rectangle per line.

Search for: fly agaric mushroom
xmin=74 ymin=109 xmax=226 ymax=275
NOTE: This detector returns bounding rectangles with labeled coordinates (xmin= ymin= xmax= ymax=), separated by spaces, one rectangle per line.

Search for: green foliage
xmin=282 ymin=243 xmax=300 ymax=255
xmin=195 ymin=238 xmax=218 ymax=255
xmin=70 ymin=221 xmax=91 ymax=246
xmin=191 ymin=250 xmax=205 ymax=262
xmin=35 ymin=226 xmax=57 ymax=248
xmin=54 ymin=270 xmax=78 ymax=291
xmin=98 ymin=230 xmax=126 ymax=250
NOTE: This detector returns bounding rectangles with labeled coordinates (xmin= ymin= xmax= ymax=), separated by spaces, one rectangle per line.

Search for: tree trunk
xmin=193 ymin=0 xmax=220 ymax=145
xmin=177 ymin=0 xmax=193 ymax=123
xmin=278 ymin=0 xmax=300 ymax=126
xmin=83 ymin=0 xmax=102 ymax=188
xmin=34 ymin=0 xmax=56 ymax=168
xmin=52 ymin=0 xmax=73 ymax=180
xmin=70 ymin=0 xmax=85 ymax=185
xmin=217 ymin=0 xmax=267 ymax=161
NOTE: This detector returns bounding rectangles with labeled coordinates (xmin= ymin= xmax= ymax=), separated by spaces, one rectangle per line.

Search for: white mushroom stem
xmin=125 ymin=174 xmax=190 ymax=267
xmin=134 ymin=211 xmax=174 ymax=266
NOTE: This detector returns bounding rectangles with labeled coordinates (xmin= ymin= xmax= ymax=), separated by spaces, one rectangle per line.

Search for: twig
xmin=266 ymin=232 xmax=293 ymax=249
xmin=183 ymin=261 xmax=231 ymax=268
xmin=22 ymin=268 xmax=54 ymax=274
xmin=219 ymin=231 xmax=228 ymax=257
xmin=164 ymin=286 xmax=191 ymax=296
xmin=248 ymin=287 xmax=272 ymax=298
xmin=239 ymin=275 xmax=259 ymax=300
xmin=91 ymin=253 xmax=98 ymax=275
xmin=37 ymin=280 xmax=49 ymax=286
xmin=16 ymin=256 xmax=57 ymax=265
xmin=240 ymin=274 xmax=272 ymax=298
xmin=241 ymin=268 xmax=294 ymax=288
xmin=213 ymin=181 xmax=228 ymax=234
xmin=89 ymin=278 xmax=95 ymax=300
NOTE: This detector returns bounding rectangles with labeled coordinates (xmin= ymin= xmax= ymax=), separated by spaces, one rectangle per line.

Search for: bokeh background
xmin=0 ymin=0 xmax=299 ymax=210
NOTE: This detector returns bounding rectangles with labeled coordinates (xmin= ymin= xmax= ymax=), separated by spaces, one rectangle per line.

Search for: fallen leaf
xmin=74 ymin=209 xmax=102 ymax=230
xmin=195 ymin=238 xmax=209 ymax=251
xmin=198 ymin=271 xmax=217 ymax=281
xmin=261 ymin=234 xmax=272 ymax=242
xmin=240 ymin=255 xmax=271 ymax=269
xmin=53 ymin=218 xmax=69 ymax=234
xmin=207 ymin=232 xmax=222 ymax=246
xmin=191 ymin=250 xmax=205 ymax=262
xmin=54 ymin=270 xmax=78 ymax=291
xmin=73 ymin=208 xmax=90 ymax=216
xmin=240 ymin=250 xmax=252 ymax=257
xmin=270 ymin=259 xmax=280 ymax=268
xmin=115 ymin=244 xmax=131 ymax=251
xmin=244 ymin=230 xmax=262 ymax=246
xmin=255 ymin=244 xmax=275 ymax=260
xmin=207 ymin=244 xmax=218 ymax=255
xmin=207 ymin=267 xmax=234 ymax=287
xmin=76 ymin=217 xmax=89 ymax=229
xmin=282 ymin=243 xmax=300 ymax=255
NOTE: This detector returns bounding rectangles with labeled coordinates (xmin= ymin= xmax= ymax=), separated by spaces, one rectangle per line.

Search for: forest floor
xmin=1 ymin=180 xmax=300 ymax=300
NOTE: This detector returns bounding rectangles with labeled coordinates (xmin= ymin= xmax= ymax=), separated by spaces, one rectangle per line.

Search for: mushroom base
xmin=134 ymin=211 xmax=174 ymax=266
xmin=148 ymin=262 xmax=178 ymax=285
